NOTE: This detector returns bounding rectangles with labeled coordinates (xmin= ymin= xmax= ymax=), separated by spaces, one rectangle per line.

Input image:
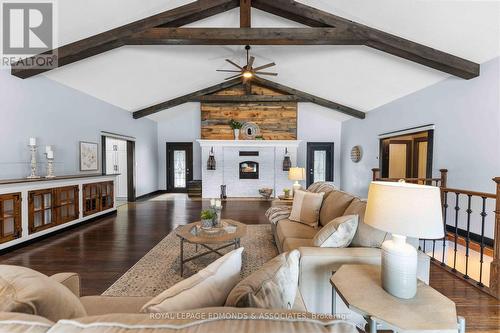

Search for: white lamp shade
xmin=365 ymin=181 xmax=444 ymax=239
xmin=288 ymin=167 xmax=305 ymax=181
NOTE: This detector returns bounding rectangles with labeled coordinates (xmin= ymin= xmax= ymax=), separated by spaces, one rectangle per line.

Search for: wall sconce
xmin=282 ymin=148 xmax=292 ymax=171
xmin=207 ymin=147 xmax=216 ymax=170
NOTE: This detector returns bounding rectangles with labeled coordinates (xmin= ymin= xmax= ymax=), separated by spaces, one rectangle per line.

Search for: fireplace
xmin=239 ymin=161 xmax=259 ymax=179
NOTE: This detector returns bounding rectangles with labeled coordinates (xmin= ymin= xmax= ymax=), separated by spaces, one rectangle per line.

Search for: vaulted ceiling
xmin=30 ymin=0 xmax=500 ymax=121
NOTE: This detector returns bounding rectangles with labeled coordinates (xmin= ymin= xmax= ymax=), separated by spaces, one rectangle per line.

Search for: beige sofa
xmin=0 ymin=269 xmax=359 ymax=333
xmin=269 ymin=183 xmax=431 ymax=315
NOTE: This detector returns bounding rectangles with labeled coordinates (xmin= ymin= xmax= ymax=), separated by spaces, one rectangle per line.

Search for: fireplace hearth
xmin=240 ymin=161 xmax=259 ymax=179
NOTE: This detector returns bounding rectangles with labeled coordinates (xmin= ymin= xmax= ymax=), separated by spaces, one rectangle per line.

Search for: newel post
xmin=490 ymin=177 xmax=500 ymax=298
xmin=439 ymin=169 xmax=448 ymax=188
xmin=372 ymin=168 xmax=380 ymax=181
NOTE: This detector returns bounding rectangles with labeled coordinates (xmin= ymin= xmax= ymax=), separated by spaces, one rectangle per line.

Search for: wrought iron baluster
xmin=478 ymin=197 xmax=487 ymax=287
xmin=464 ymin=195 xmax=472 ymax=279
xmin=452 ymin=193 xmax=460 ymax=272
xmin=441 ymin=191 xmax=448 ymax=265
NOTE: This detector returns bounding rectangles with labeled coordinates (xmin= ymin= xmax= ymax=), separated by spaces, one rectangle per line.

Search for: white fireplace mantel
xmin=197 ymin=140 xmax=301 ymax=198
xmin=197 ymin=140 xmax=301 ymax=148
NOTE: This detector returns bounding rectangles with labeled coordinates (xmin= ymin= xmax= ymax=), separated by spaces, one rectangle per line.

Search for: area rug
xmin=102 ymin=224 xmax=278 ymax=297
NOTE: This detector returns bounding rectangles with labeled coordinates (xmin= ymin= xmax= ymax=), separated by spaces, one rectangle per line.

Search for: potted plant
xmin=283 ymin=188 xmax=291 ymax=198
xmin=229 ymin=119 xmax=243 ymax=140
xmin=200 ymin=209 xmax=215 ymax=229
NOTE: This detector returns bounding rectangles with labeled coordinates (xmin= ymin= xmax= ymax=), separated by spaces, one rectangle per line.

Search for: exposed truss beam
xmin=240 ymin=0 xmax=251 ymax=28
xmin=124 ymin=28 xmax=364 ymax=45
xmin=11 ymin=0 xmax=239 ymax=79
xmin=252 ymin=77 xmax=365 ymax=119
xmin=132 ymin=78 xmax=242 ymax=119
xmin=132 ymin=77 xmax=365 ymax=119
xmin=252 ymin=0 xmax=479 ymax=79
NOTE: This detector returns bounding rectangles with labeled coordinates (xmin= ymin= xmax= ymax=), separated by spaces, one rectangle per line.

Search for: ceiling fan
xmin=217 ymin=45 xmax=277 ymax=80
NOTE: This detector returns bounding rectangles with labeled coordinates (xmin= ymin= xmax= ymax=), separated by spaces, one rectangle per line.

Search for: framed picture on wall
xmin=80 ymin=141 xmax=98 ymax=171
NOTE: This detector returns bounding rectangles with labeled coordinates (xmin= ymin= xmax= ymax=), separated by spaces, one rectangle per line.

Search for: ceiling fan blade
xmin=247 ymin=56 xmax=255 ymax=69
xmin=255 ymin=71 xmax=278 ymax=76
xmin=225 ymin=74 xmax=243 ymax=80
xmin=216 ymin=69 xmax=242 ymax=73
xmin=225 ymin=59 xmax=243 ymax=69
xmin=253 ymin=62 xmax=276 ymax=71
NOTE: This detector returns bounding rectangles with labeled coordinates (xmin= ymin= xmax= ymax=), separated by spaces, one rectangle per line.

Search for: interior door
xmin=306 ymin=142 xmax=334 ymax=187
xmin=385 ymin=140 xmax=412 ymax=179
xmin=167 ymin=143 xmax=193 ymax=193
xmin=105 ymin=138 xmax=128 ymax=199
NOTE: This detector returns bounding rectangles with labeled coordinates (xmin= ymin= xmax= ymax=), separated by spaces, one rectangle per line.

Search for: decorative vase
xmin=211 ymin=206 xmax=223 ymax=228
xmin=233 ymin=129 xmax=240 ymax=140
xmin=201 ymin=219 xmax=213 ymax=230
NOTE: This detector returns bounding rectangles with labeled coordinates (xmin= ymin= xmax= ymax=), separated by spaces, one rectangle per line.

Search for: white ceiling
xmin=43 ymin=0 xmax=500 ymax=121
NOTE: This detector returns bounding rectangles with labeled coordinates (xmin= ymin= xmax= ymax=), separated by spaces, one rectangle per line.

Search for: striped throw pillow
xmin=289 ymin=190 xmax=324 ymax=228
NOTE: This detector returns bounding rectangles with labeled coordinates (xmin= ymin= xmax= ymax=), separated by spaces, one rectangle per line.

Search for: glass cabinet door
xmin=0 ymin=193 xmax=22 ymax=244
xmin=29 ymin=189 xmax=55 ymax=233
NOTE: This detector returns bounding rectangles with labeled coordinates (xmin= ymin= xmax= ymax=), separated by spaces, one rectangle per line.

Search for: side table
xmin=330 ymin=264 xmax=465 ymax=333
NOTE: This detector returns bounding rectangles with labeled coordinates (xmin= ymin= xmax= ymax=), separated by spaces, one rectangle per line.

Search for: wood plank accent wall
xmin=201 ymin=84 xmax=297 ymax=140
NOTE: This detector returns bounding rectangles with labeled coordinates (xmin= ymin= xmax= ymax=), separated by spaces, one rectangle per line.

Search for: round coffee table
xmin=175 ymin=219 xmax=247 ymax=276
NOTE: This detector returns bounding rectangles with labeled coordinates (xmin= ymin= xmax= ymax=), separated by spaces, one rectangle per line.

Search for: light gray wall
xmin=156 ymin=103 xmax=343 ymax=190
xmin=340 ymin=57 xmax=500 ymax=237
xmin=0 ymin=70 xmax=158 ymax=197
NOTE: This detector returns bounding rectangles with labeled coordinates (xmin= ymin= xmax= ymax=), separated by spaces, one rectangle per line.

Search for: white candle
xmin=215 ymin=200 xmax=221 ymax=208
xmin=210 ymin=199 xmax=215 ymax=207
xmin=45 ymin=145 xmax=52 ymax=153
xmin=29 ymin=137 xmax=36 ymax=146
xmin=47 ymin=150 xmax=54 ymax=159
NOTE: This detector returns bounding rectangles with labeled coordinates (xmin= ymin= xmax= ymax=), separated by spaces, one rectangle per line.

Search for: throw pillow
xmin=312 ymin=215 xmax=358 ymax=248
xmin=0 ymin=265 xmax=87 ymax=322
xmin=345 ymin=199 xmax=388 ymax=248
xmin=289 ymin=190 xmax=324 ymax=228
xmin=141 ymin=247 xmax=243 ymax=313
xmin=225 ymin=250 xmax=300 ymax=309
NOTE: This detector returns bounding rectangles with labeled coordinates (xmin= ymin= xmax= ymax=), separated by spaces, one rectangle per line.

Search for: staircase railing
xmin=371 ymin=168 xmax=499 ymax=299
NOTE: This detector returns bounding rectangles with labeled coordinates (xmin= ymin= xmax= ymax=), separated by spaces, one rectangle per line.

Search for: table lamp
xmin=364 ymin=181 xmax=444 ymax=299
xmin=288 ymin=167 xmax=305 ymax=196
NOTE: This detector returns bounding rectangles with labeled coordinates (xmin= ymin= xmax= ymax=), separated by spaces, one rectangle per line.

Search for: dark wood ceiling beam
xmin=252 ymin=0 xmax=479 ymax=79
xmin=252 ymin=77 xmax=365 ymax=119
xmin=11 ymin=0 xmax=239 ymax=79
xmin=132 ymin=78 xmax=242 ymax=119
xmin=240 ymin=0 xmax=251 ymax=28
xmin=193 ymin=95 xmax=304 ymax=102
xmin=124 ymin=27 xmax=364 ymax=45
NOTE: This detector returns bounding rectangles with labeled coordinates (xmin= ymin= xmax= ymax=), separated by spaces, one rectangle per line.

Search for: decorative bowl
xmin=259 ymin=188 xmax=273 ymax=199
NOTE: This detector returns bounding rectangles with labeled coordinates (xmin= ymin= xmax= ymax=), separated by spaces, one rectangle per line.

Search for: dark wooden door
xmin=306 ymin=142 xmax=334 ymax=187
xmin=167 ymin=143 xmax=193 ymax=193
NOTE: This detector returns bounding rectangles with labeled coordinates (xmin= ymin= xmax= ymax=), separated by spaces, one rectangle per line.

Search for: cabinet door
xmin=83 ymin=183 xmax=101 ymax=216
xmin=100 ymin=181 xmax=114 ymax=211
xmin=54 ymin=186 xmax=79 ymax=224
xmin=29 ymin=189 xmax=56 ymax=234
xmin=0 ymin=193 xmax=22 ymax=244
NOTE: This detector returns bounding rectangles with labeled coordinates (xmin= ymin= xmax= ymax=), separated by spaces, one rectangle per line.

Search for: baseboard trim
xmin=445 ymin=225 xmax=494 ymax=248
xmin=0 ymin=211 xmax=117 ymax=256
xmin=135 ymin=190 xmax=168 ymax=201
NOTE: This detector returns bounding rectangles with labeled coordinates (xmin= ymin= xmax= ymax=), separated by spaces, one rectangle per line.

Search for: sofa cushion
xmin=276 ymin=220 xmax=318 ymax=248
xmin=289 ymin=190 xmax=324 ymax=228
xmin=319 ymin=190 xmax=356 ymax=227
xmin=307 ymin=182 xmax=336 ymax=196
xmin=46 ymin=308 xmax=359 ymax=333
xmin=0 ymin=265 xmax=87 ymax=322
xmin=283 ymin=238 xmax=313 ymax=252
xmin=0 ymin=312 xmax=53 ymax=333
xmin=141 ymin=248 xmax=243 ymax=313
xmin=225 ymin=250 xmax=300 ymax=309
xmin=312 ymin=215 xmax=358 ymax=248
xmin=346 ymin=199 xmax=388 ymax=248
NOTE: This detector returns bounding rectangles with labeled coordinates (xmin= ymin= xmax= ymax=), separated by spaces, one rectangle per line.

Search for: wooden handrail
xmin=442 ymin=187 xmax=496 ymax=199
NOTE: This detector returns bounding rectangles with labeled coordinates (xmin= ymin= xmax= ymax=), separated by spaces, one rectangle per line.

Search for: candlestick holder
xmin=45 ymin=156 xmax=55 ymax=178
xmin=27 ymin=145 xmax=41 ymax=179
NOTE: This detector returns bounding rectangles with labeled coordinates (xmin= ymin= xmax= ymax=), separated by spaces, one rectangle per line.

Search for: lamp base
xmin=381 ymin=234 xmax=418 ymax=299
xmin=292 ymin=181 xmax=302 ymax=196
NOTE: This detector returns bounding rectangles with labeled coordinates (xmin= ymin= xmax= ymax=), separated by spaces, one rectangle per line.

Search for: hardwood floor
xmin=0 ymin=194 xmax=498 ymax=332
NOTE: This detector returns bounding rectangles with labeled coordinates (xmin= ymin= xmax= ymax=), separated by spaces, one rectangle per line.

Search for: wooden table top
xmin=175 ymin=219 xmax=247 ymax=245
xmin=331 ymin=264 xmax=458 ymax=332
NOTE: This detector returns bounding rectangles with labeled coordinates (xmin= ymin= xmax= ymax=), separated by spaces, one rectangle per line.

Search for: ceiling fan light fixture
xmin=243 ymin=71 xmax=253 ymax=78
